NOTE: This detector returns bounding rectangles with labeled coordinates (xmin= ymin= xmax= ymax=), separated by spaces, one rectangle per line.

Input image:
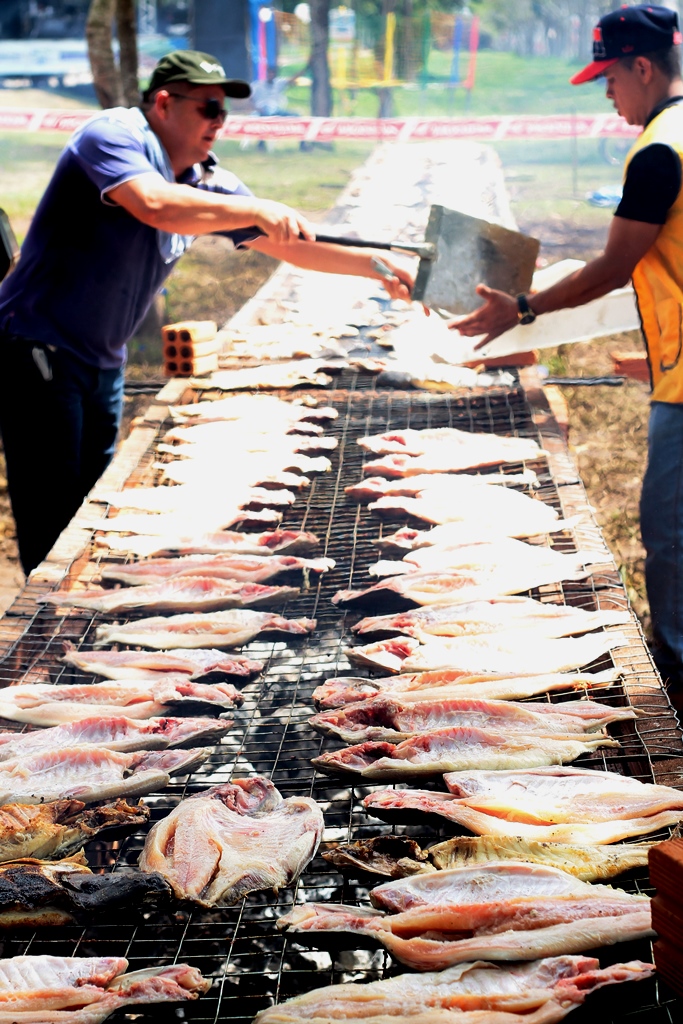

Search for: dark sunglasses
xmin=167 ymin=93 xmax=228 ymax=124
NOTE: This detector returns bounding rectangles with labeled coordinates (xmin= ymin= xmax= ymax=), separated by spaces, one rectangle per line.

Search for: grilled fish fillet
xmin=352 ymin=597 xmax=630 ymax=640
xmin=0 ymin=955 xmax=210 ymax=1022
xmin=357 ymin=426 xmax=545 ymax=461
xmin=158 ymin=452 xmax=331 ymax=485
xmin=0 ymin=716 xmax=231 ymax=760
xmin=312 ymin=669 xmax=620 ymax=709
xmin=347 ymin=472 xmax=539 ymax=502
xmin=139 ymin=777 xmax=323 ymax=906
xmin=369 ymin=539 xmax=606 ymax=579
xmin=91 ymin=506 xmax=282 ymax=535
xmin=277 ymin=861 xmax=653 ymax=969
xmin=170 ymin=394 xmax=338 ymax=425
xmin=309 ymin=695 xmax=636 ymax=743
xmin=253 ymin=956 xmax=653 ymax=1024
xmin=191 ymin=360 xmax=335 ymax=390
xmin=364 ymin=766 xmax=683 ymax=843
xmin=428 ymin=836 xmax=655 ymax=881
xmin=94 ymin=609 xmax=316 ymax=650
xmin=312 ymin=726 xmax=617 ymax=779
xmin=374 ymin=520 xmax=576 ymax=551
xmin=94 ymin=527 xmax=321 ymax=559
xmin=0 ymin=747 xmax=208 ymax=805
xmin=368 ymin=489 xmax=564 ymax=533
xmin=100 ymin=554 xmax=335 ymax=587
xmin=96 ymin=483 xmax=297 ymax=514
xmin=346 ymin=631 xmax=628 ymax=675
xmin=0 ymin=679 xmax=242 ymax=726
xmin=0 ymin=799 xmax=148 ymax=862
xmin=61 ymin=643 xmax=263 ymax=681
xmin=40 ymin=576 xmax=300 ymax=614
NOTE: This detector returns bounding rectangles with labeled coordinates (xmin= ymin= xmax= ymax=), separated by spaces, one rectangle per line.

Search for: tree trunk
xmin=309 ymin=0 xmax=332 ymax=116
xmin=116 ymin=0 xmax=139 ymax=107
xmin=86 ymin=0 xmax=123 ymax=108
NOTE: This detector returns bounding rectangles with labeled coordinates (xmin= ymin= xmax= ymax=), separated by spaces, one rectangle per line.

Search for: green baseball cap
xmin=144 ymin=50 xmax=251 ymax=100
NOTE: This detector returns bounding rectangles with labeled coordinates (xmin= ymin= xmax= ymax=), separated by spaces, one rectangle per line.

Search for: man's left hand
xmin=448 ymin=284 xmax=519 ymax=348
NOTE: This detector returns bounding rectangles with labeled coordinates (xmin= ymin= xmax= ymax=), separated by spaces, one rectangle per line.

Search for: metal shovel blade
xmin=412 ymin=205 xmax=540 ymax=315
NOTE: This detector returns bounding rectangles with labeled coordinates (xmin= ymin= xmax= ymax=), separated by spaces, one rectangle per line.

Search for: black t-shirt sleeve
xmin=615 ymin=142 xmax=681 ymax=223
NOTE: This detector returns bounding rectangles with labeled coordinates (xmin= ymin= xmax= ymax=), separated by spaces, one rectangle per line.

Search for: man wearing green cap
xmin=451 ymin=5 xmax=683 ymax=701
xmin=0 ymin=50 xmax=414 ymax=577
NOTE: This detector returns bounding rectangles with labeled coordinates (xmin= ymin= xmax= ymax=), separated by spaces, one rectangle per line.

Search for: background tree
xmin=309 ymin=0 xmax=332 ymax=116
xmin=87 ymin=0 xmax=140 ymax=109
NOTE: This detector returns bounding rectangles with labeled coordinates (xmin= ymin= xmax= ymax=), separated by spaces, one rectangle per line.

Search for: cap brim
xmin=570 ymin=57 xmax=618 ymax=85
xmin=221 ymin=80 xmax=251 ymax=99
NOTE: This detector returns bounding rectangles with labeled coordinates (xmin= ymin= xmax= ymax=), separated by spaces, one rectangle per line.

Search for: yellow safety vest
xmin=626 ymin=101 xmax=683 ymax=402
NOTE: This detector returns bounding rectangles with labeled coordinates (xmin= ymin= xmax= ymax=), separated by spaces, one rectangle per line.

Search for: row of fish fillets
xmin=256 ymin=424 xmax=664 ymax=1021
xmin=0 ymin=395 xmax=341 ymax=1017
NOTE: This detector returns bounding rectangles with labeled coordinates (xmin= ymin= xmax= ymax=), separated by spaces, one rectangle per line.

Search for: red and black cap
xmin=571 ymin=4 xmax=682 ymax=85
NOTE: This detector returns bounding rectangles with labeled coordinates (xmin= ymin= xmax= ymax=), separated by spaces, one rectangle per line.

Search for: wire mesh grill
xmin=0 ymin=383 xmax=681 ymax=1022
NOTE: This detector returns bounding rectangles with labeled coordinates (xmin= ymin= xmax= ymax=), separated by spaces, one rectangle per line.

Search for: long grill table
xmin=0 ymin=372 xmax=681 ymax=1023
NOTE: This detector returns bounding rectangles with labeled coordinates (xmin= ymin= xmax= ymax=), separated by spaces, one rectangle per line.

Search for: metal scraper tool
xmin=411 ymin=206 xmax=540 ymax=315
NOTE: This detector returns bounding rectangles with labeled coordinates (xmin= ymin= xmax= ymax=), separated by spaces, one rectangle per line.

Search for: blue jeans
xmin=0 ymin=332 xmax=124 ymax=575
xmin=640 ymin=400 xmax=683 ymax=687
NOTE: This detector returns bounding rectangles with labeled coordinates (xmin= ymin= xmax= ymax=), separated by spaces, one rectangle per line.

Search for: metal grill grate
xmin=0 ymin=383 xmax=681 ymax=1022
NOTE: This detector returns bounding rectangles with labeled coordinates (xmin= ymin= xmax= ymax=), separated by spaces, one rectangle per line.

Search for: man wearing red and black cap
xmin=0 ymin=50 xmax=414 ymax=577
xmin=451 ymin=5 xmax=683 ymax=699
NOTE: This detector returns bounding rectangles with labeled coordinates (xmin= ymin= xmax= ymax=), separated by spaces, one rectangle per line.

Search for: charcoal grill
xmin=0 ymin=375 xmax=681 ymax=1023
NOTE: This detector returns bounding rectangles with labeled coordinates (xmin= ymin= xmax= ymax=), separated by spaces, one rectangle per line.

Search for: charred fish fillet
xmin=322 ymin=836 xmax=435 ymax=879
xmin=0 ymin=799 xmax=148 ymax=863
xmin=62 ymin=642 xmax=263 ymax=682
xmin=277 ymin=861 xmax=653 ymax=970
xmin=0 ymin=955 xmax=210 ymax=1022
xmin=254 ymin=956 xmax=653 ymax=1024
xmin=139 ymin=776 xmax=323 ymax=906
xmin=94 ymin=609 xmax=316 ymax=650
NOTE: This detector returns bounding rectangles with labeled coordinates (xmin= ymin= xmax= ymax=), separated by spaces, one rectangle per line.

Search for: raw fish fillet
xmin=0 ymin=854 xmax=171 ymax=926
xmin=364 ymin=766 xmax=683 ymax=843
xmin=358 ymin=427 xmax=545 ymax=461
xmin=353 ymin=597 xmax=630 ymax=640
xmin=0 ymin=716 xmax=231 ymax=760
xmin=0 ymin=955 xmax=209 ymax=1022
xmin=347 ymin=631 xmax=628 ymax=675
xmin=428 ymin=835 xmax=654 ymax=881
xmin=254 ymin=956 xmax=653 ymax=1024
xmin=62 ymin=643 xmax=263 ymax=681
xmin=139 ymin=777 xmax=323 ymax=906
xmin=170 ymin=394 xmax=338 ymax=425
xmin=312 ymin=669 xmax=620 ymax=709
xmin=191 ymin=360 xmax=336 ymax=390
xmin=94 ymin=609 xmax=316 ymax=650
xmin=369 ymin=490 xmax=565 ymax=533
xmin=0 ymin=799 xmax=149 ymax=862
xmin=40 ymin=576 xmax=300 ymax=614
xmin=0 ymin=746 xmax=208 ymax=805
xmin=94 ymin=528 xmax=320 ymax=559
xmin=277 ymin=861 xmax=652 ymax=969
xmin=101 ymin=554 xmax=335 ymax=587
xmin=347 ymin=472 xmax=538 ymax=502
xmin=312 ymin=726 xmax=617 ymax=779
xmin=0 ymin=679 xmax=242 ymax=727
xmin=309 ymin=695 xmax=636 ymax=743
xmin=91 ymin=506 xmax=282 ymax=535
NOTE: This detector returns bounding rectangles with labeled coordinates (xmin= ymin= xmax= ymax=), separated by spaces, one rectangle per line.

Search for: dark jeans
xmin=0 ymin=331 xmax=124 ymax=575
xmin=640 ymin=400 xmax=683 ymax=692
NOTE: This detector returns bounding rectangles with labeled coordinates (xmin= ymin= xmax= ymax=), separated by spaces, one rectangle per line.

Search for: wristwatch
xmin=516 ymin=294 xmax=537 ymax=325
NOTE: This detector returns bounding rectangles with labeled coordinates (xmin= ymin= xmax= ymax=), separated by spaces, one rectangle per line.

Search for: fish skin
xmin=428 ymin=835 xmax=654 ymax=882
xmin=352 ymin=597 xmax=631 ymax=640
xmin=0 ymin=679 xmax=242 ymax=727
xmin=139 ymin=777 xmax=324 ymax=906
xmin=0 ymin=800 xmax=149 ymax=863
xmin=94 ymin=609 xmax=316 ymax=650
xmin=61 ymin=643 xmax=263 ymax=682
xmin=346 ymin=631 xmax=628 ymax=675
xmin=253 ymin=957 xmax=653 ymax=1024
xmin=277 ymin=860 xmax=653 ymax=970
xmin=311 ymin=669 xmax=620 ymax=709
xmin=0 ymin=747 xmax=209 ymax=806
xmin=311 ymin=726 xmax=618 ymax=780
xmin=94 ymin=528 xmax=321 ymax=559
xmin=0 ymin=716 xmax=232 ymax=760
xmin=100 ymin=554 xmax=335 ymax=587
xmin=39 ymin=577 xmax=301 ymax=615
xmin=308 ymin=695 xmax=635 ymax=744
xmin=0 ymin=956 xmax=210 ymax=1022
